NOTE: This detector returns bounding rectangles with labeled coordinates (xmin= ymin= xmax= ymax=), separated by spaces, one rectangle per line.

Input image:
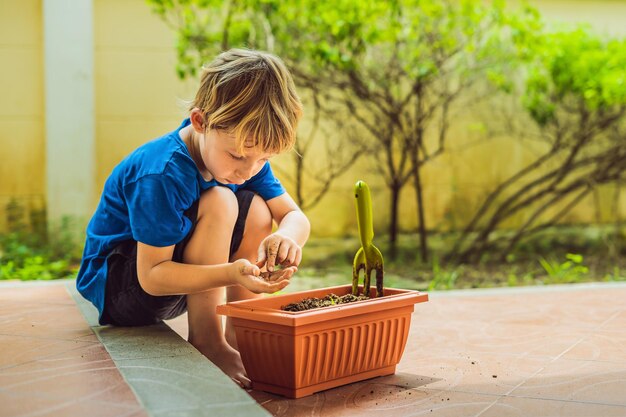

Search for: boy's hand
xmin=256 ymin=232 xmax=302 ymax=272
xmin=230 ymin=259 xmax=294 ymax=294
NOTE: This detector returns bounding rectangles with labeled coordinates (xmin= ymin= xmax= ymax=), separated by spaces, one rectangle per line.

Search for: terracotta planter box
xmin=216 ymin=284 xmax=429 ymax=398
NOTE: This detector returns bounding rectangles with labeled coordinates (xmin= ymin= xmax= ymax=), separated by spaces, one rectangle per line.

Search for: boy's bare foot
xmin=225 ymin=323 xmax=238 ymax=350
xmin=191 ymin=340 xmax=251 ymax=388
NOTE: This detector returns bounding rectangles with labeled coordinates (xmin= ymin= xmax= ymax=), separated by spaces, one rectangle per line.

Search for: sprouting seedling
xmin=352 ymin=180 xmax=384 ymax=297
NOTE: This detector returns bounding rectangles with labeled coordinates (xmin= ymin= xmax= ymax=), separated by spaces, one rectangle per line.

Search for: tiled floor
xmin=2 ymin=280 xmax=626 ymax=416
xmin=168 ymin=283 xmax=626 ymax=416
xmin=0 ymin=283 xmax=146 ymax=417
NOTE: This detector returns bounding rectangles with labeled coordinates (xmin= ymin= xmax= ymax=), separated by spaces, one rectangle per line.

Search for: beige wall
xmin=94 ymin=0 xmax=197 ymax=196
xmin=0 ymin=0 xmax=45 ymax=230
xmin=525 ymin=0 xmax=626 ymax=37
xmin=0 ymin=0 xmax=624 ymax=237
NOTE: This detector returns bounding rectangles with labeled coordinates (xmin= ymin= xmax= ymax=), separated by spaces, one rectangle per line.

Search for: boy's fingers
xmin=266 ymin=267 xmax=296 ymax=282
xmin=238 ymin=261 xmax=259 ymax=277
xmin=279 ymin=268 xmax=294 ymax=280
xmin=273 ymin=269 xmax=294 ymax=282
xmin=246 ymin=265 xmax=260 ymax=276
xmin=277 ymin=243 xmax=289 ymax=265
xmin=279 ymin=268 xmax=293 ymax=279
xmin=269 ymin=278 xmax=290 ymax=292
xmin=266 ymin=241 xmax=279 ymax=272
xmin=251 ymin=276 xmax=290 ymax=294
xmin=260 ymin=270 xmax=281 ymax=282
xmin=270 ymin=272 xmax=285 ymax=282
xmin=256 ymin=244 xmax=267 ymax=267
xmin=294 ymin=249 xmax=302 ymax=267
xmin=248 ymin=261 xmax=298 ymax=294
xmin=283 ymin=246 xmax=297 ymax=266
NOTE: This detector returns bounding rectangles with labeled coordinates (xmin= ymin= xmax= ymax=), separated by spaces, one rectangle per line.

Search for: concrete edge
xmin=64 ymin=281 xmax=271 ymax=417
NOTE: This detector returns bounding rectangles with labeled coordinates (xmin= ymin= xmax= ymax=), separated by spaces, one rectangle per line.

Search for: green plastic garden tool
xmin=352 ymin=180 xmax=384 ymax=297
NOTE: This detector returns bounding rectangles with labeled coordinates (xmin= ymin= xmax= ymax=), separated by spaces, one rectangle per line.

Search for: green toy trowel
xmin=352 ymin=180 xmax=384 ymax=297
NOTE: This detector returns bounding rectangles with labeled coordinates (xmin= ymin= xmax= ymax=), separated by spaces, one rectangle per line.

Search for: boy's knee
xmin=246 ymin=195 xmax=273 ymax=237
xmin=198 ymin=186 xmax=238 ymax=224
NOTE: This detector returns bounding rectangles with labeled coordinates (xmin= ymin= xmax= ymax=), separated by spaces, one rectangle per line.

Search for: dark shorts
xmin=100 ymin=189 xmax=255 ymax=327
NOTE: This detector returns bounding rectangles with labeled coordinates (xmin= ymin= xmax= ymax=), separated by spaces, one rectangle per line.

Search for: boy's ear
xmin=189 ymin=108 xmax=205 ymax=133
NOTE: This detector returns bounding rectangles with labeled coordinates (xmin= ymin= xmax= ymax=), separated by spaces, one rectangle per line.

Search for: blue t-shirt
xmin=76 ymin=118 xmax=285 ymax=320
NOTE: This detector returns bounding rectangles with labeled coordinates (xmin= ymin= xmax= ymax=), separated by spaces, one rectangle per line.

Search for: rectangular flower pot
xmin=216 ymin=284 xmax=428 ymax=398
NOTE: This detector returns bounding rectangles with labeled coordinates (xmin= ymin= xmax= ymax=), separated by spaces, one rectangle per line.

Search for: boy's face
xmin=200 ymin=128 xmax=273 ymax=185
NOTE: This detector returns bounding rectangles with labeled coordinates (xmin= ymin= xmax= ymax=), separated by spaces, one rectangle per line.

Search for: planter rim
xmin=216 ymin=284 xmax=428 ymax=327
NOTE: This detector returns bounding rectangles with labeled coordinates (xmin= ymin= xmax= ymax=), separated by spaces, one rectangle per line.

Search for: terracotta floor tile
xmin=408 ymin=321 xmax=588 ymax=359
xmin=601 ymin=311 xmax=626 ymax=333
xmin=3 ymin=360 xmax=131 ymax=400
xmin=119 ymin=411 xmax=150 ymax=417
xmin=0 ymin=283 xmax=145 ymax=417
xmin=6 ymin=281 xmax=622 ymax=416
xmin=562 ymin=330 xmax=626 ymax=363
xmin=0 ymin=389 xmax=144 ymax=417
xmin=479 ymin=396 xmax=626 ymax=417
xmin=0 ymin=389 xmax=71 ymax=416
xmin=510 ymin=357 xmax=626 ymax=406
xmin=0 ymin=302 xmax=94 ymax=341
xmin=33 ymin=401 xmax=147 ymax=417
xmin=165 ymin=285 xmax=626 ymax=416
xmin=0 ymin=285 xmax=75 ymax=306
xmin=0 ymin=342 xmax=117 ymax=389
xmin=0 ymin=334 xmax=99 ymax=369
xmin=424 ymin=291 xmax=623 ymax=330
xmin=75 ymin=332 xmax=100 ymax=343
xmin=397 ymin=352 xmax=550 ymax=396
xmin=252 ymin=382 xmax=499 ymax=417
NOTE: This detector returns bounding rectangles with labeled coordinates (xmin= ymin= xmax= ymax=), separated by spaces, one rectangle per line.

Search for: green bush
xmin=0 ymin=230 xmax=80 ymax=281
xmin=0 ymin=199 xmax=82 ymax=281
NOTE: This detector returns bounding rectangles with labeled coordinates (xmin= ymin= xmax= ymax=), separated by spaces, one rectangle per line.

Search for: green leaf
xmin=565 ymin=253 xmax=583 ymax=264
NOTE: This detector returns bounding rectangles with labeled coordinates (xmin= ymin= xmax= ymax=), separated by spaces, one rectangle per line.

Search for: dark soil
xmin=282 ymin=293 xmax=370 ymax=312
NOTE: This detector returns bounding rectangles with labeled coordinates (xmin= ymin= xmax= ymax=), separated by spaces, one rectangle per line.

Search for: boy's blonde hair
xmin=190 ymin=48 xmax=303 ymax=154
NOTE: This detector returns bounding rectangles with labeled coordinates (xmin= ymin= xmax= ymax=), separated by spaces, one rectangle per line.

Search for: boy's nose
xmin=236 ymin=167 xmax=254 ymax=181
xmin=233 ymin=173 xmax=248 ymax=183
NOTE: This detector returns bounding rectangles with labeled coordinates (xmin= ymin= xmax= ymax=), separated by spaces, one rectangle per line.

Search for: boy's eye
xmin=229 ymin=153 xmax=245 ymax=161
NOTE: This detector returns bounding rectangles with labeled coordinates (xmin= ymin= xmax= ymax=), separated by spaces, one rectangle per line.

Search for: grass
xmin=0 ymin=214 xmax=82 ymax=281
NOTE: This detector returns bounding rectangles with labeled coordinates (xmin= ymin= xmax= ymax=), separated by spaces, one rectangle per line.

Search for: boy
xmin=76 ymin=49 xmax=309 ymax=388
